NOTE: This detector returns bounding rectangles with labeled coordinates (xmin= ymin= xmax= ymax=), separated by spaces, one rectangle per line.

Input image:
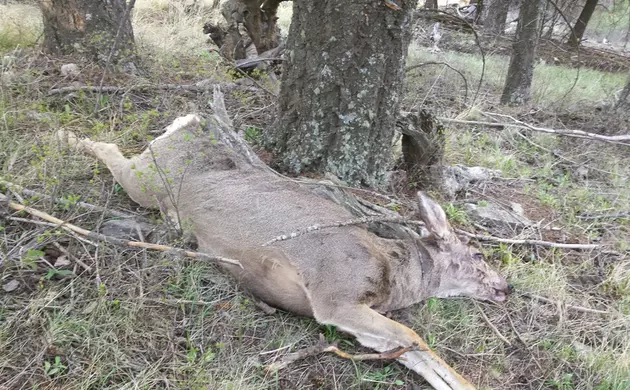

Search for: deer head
xmin=417 ymin=192 xmax=512 ymax=303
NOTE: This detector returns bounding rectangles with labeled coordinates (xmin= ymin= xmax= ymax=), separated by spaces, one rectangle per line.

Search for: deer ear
xmin=417 ymin=191 xmax=454 ymax=243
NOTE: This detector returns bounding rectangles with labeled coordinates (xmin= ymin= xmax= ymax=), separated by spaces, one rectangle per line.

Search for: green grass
xmin=406 ymin=44 xmax=627 ymax=110
xmin=0 ymin=4 xmax=42 ymax=52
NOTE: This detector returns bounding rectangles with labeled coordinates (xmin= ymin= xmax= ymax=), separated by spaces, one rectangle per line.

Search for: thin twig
xmin=51 ymin=241 xmax=92 ymax=273
xmin=406 ymin=61 xmax=469 ymax=103
xmin=455 ymin=228 xmax=610 ymax=251
xmin=262 ymin=216 xmax=423 ymax=246
xmin=1 ymin=179 xmax=133 ymax=218
xmin=1 ymin=194 xmax=242 ymax=268
xmin=520 ymin=292 xmax=610 ymax=315
xmin=475 ymin=302 xmax=511 ymax=346
xmin=266 ymin=335 xmax=419 ymax=371
xmin=440 ymin=116 xmax=630 ymax=145
xmin=481 ymin=112 xmax=630 ymax=145
xmin=577 ymin=212 xmax=630 ymax=221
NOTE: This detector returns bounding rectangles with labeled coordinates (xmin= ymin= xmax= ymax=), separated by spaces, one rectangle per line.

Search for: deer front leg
xmin=314 ymin=304 xmax=476 ymax=390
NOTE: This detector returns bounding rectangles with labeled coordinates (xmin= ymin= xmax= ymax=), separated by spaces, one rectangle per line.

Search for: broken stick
xmin=1 ymin=193 xmax=242 ymax=267
xmin=265 ymin=334 xmax=420 ymax=371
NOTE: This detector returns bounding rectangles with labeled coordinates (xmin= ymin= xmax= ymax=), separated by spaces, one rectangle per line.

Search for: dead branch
xmin=440 ymin=112 xmax=630 ymax=145
xmin=0 ymin=179 xmax=133 ymax=218
xmin=47 ymin=81 xmax=244 ymax=96
xmin=235 ymin=43 xmax=285 ymax=70
xmin=142 ymin=297 xmax=233 ymax=306
xmin=454 ymin=228 xmax=620 ymax=253
xmin=1 ymin=193 xmax=242 ymax=268
xmin=51 ymin=241 xmax=92 ymax=272
xmin=520 ymin=292 xmax=610 ymax=315
xmin=577 ymin=212 xmax=630 ymax=221
xmin=265 ymin=334 xmax=419 ymax=371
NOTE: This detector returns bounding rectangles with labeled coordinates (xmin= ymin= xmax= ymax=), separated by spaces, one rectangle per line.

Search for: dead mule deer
xmin=57 ymin=89 xmax=510 ymax=390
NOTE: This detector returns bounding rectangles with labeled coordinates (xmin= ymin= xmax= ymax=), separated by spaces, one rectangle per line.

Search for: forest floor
xmin=1 ymin=1 xmax=629 ymax=390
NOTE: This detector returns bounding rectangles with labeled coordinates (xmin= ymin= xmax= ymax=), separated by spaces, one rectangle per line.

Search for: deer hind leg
xmin=314 ymin=304 xmax=476 ymax=390
xmin=56 ymin=130 xmax=157 ymax=209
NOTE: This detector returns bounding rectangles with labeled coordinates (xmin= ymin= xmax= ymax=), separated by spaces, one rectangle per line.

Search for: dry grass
xmin=0 ymin=3 xmax=42 ymax=51
xmin=1 ymin=3 xmax=630 ymax=390
xmin=134 ymin=0 xmax=218 ymax=62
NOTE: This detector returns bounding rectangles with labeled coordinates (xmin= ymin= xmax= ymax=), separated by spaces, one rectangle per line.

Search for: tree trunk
xmin=245 ymin=0 xmax=282 ymax=53
xmin=500 ymin=0 xmax=542 ymax=106
xmin=615 ymin=73 xmax=630 ymax=110
xmin=212 ymin=0 xmax=282 ymax=60
xmin=425 ymin=0 xmax=438 ymax=9
xmin=39 ymin=0 xmax=135 ymax=64
xmin=483 ymin=0 xmax=510 ymax=37
xmin=265 ymin=0 xmax=419 ymax=187
xmin=568 ymin=0 xmax=598 ymax=47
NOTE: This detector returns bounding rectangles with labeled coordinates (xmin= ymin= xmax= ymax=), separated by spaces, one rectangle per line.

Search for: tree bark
xmin=39 ymin=0 xmax=136 ymax=64
xmin=245 ymin=0 xmax=282 ymax=53
xmin=568 ymin=0 xmax=598 ymax=47
xmin=482 ymin=0 xmax=511 ymax=38
xmin=398 ymin=110 xmax=445 ymax=191
xmin=211 ymin=0 xmax=282 ymax=60
xmin=425 ymin=0 xmax=438 ymax=9
xmin=500 ymin=0 xmax=542 ymax=106
xmin=265 ymin=0 xmax=419 ymax=187
xmin=615 ymin=73 xmax=630 ymax=110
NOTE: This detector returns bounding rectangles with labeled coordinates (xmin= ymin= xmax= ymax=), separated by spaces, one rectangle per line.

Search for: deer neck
xmin=372 ymin=238 xmax=444 ymax=313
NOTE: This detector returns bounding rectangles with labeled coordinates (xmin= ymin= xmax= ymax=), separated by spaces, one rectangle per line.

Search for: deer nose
xmin=507 ymin=284 xmax=515 ymax=294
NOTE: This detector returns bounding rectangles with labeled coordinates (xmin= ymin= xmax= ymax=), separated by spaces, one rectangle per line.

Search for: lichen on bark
xmin=265 ymin=0 xmax=419 ymax=188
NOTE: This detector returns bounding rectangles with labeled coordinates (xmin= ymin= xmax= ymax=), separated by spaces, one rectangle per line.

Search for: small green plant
xmin=496 ymin=243 xmax=517 ymax=265
xmin=443 ymin=203 xmax=468 ymax=225
xmin=43 ymin=356 xmax=67 ymax=377
xmin=22 ymin=249 xmax=44 ymax=270
xmin=243 ymin=126 xmax=262 ymax=145
xmin=547 ymin=373 xmax=575 ymax=390
xmin=44 ymin=269 xmax=73 ymax=280
xmin=321 ymin=324 xmax=354 ymax=347
xmin=362 ymin=365 xmax=404 ymax=388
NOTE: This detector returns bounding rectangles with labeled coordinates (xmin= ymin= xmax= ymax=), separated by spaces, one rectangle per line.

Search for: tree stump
xmin=397 ymin=110 xmax=445 ymax=193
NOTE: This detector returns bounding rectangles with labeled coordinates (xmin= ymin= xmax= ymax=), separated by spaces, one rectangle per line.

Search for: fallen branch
xmin=520 ymin=292 xmax=610 ymax=315
xmin=47 ymin=81 xmax=242 ymax=97
xmin=51 ymin=241 xmax=92 ymax=273
xmin=265 ymin=334 xmax=419 ymax=371
xmin=1 ymin=193 xmax=242 ymax=268
xmin=454 ymin=229 xmax=611 ymax=251
xmin=439 ymin=113 xmax=630 ymax=145
xmin=0 ymin=179 xmax=133 ymax=219
xmin=234 ymin=42 xmax=285 ymax=71
xmin=577 ymin=212 xmax=630 ymax=221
